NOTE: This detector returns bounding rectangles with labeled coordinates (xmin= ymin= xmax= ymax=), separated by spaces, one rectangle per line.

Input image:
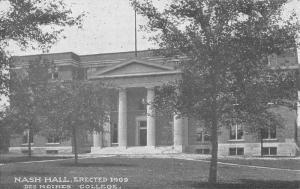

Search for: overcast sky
xmin=8 ymin=0 xmax=156 ymax=56
xmin=6 ymin=0 xmax=300 ymax=56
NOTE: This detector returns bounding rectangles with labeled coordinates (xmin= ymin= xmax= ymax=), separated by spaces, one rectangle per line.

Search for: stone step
xmin=91 ymin=146 xmax=183 ymax=155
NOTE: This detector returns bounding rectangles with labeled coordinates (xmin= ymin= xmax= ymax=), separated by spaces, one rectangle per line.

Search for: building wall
xmin=9 ymin=129 xmax=91 ymax=154
xmin=186 ymin=105 xmax=298 ymax=156
xmin=10 ymin=50 xmax=299 ymax=156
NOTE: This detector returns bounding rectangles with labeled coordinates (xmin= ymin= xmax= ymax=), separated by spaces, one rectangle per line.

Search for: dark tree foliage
xmin=0 ymin=0 xmax=84 ymax=95
xmin=43 ymin=80 xmax=116 ymax=164
xmin=5 ymin=57 xmax=51 ymax=157
xmin=133 ymin=0 xmax=299 ymax=184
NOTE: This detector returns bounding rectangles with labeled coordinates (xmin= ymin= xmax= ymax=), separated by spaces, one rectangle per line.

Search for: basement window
xmin=195 ymin=148 xmax=210 ymax=154
xmin=229 ymin=147 xmax=244 ymax=155
xmin=262 ymin=147 xmax=277 ymax=155
xmin=46 ymin=150 xmax=58 ymax=154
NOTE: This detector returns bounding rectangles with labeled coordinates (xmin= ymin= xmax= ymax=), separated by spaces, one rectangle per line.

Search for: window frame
xmin=46 ymin=135 xmax=61 ymax=144
xmin=196 ymin=128 xmax=210 ymax=143
xmin=262 ymin=147 xmax=277 ymax=155
xmin=111 ymin=123 xmax=118 ymax=144
xmin=262 ymin=127 xmax=276 ymax=140
xmin=229 ymin=147 xmax=244 ymax=156
xmin=22 ymin=130 xmax=34 ymax=145
xmin=229 ymin=124 xmax=244 ymax=141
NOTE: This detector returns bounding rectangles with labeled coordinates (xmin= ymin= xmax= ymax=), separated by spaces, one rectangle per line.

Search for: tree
xmin=6 ymin=57 xmax=51 ymax=157
xmin=43 ymin=80 xmax=115 ymax=164
xmin=0 ymin=0 xmax=84 ymax=95
xmin=133 ymin=0 xmax=299 ymax=185
xmin=0 ymin=107 xmax=10 ymax=153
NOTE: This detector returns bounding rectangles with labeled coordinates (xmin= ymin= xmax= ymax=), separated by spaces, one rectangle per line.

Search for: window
xmin=112 ymin=123 xmax=118 ymax=143
xmin=196 ymin=128 xmax=210 ymax=142
xmin=47 ymin=135 xmax=60 ymax=144
xmin=268 ymin=54 xmax=278 ymax=66
xmin=46 ymin=150 xmax=58 ymax=154
xmin=229 ymin=148 xmax=244 ymax=155
xmin=230 ymin=124 xmax=243 ymax=140
xmin=49 ymin=66 xmax=59 ymax=80
xmin=261 ymin=127 xmax=276 ymax=139
xmin=138 ymin=98 xmax=146 ymax=110
xmin=22 ymin=130 xmax=33 ymax=144
xmin=139 ymin=121 xmax=147 ymax=128
xmin=195 ymin=148 xmax=210 ymax=154
xmin=262 ymin=147 xmax=277 ymax=155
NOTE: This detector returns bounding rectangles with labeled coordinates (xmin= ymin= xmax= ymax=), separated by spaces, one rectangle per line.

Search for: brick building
xmin=9 ymin=50 xmax=300 ymax=156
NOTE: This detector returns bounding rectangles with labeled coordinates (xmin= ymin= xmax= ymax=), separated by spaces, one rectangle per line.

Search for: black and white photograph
xmin=0 ymin=0 xmax=299 ymax=188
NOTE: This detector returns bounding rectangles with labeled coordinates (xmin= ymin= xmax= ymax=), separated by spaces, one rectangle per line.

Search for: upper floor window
xmin=47 ymin=135 xmax=60 ymax=144
xmin=48 ymin=66 xmax=59 ymax=80
xmin=22 ymin=130 xmax=33 ymax=144
xmin=230 ymin=124 xmax=243 ymax=140
xmin=196 ymin=128 xmax=210 ymax=142
xmin=137 ymin=98 xmax=146 ymax=110
xmin=261 ymin=127 xmax=276 ymax=139
xmin=268 ymin=54 xmax=278 ymax=66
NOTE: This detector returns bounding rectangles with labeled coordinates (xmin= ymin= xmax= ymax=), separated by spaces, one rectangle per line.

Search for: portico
xmin=89 ymin=59 xmax=188 ymax=152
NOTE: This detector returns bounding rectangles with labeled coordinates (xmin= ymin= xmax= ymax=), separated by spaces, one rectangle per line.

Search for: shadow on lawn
xmin=60 ymin=162 xmax=137 ymax=167
xmin=177 ymin=179 xmax=300 ymax=189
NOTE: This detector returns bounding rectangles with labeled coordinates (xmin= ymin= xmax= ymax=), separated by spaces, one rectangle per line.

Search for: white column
xmin=93 ymin=131 xmax=102 ymax=148
xmin=173 ymin=115 xmax=187 ymax=151
xmin=147 ymin=87 xmax=156 ymax=147
xmin=118 ymin=88 xmax=127 ymax=147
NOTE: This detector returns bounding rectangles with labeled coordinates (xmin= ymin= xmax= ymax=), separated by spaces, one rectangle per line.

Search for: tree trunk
xmin=28 ymin=128 xmax=32 ymax=158
xmin=72 ymin=126 xmax=78 ymax=164
xmin=208 ymin=72 xmax=218 ymax=185
xmin=208 ymin=109 xmax=218 ymax=184
xmin=260 ymin=129 xmax=263 ymax=157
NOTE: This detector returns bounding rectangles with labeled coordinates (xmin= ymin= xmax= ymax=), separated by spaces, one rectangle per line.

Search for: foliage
xmin=43 ymin=80 xmax=115 ymax=138
xmin=42 ymin=79 xmax=116 ymax=163
xmin=7 ymin=57 xmax=51 ymax=135
xmin=3 ymin=57 xmax=51 ymax=157
xmin=0 ymin=0 xmax=84 ymax=95
xmin=133 ymin=0 xmax=299 ymax=184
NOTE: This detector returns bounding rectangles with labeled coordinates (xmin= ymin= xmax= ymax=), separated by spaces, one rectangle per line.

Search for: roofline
xmin=78 ymin=49 xmax=160 ymax=57
xmin=13 ymin=51 xmax=78 ymax=58
xmin=12 ymin=49 xmax=162 ymax=59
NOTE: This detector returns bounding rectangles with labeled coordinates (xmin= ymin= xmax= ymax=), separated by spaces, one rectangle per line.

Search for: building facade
xmin=9 ymin=50 xmax=300 ymax=156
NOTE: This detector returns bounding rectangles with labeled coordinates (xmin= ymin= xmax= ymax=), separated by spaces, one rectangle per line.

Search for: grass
xmin=0 ymin=156 xmax=299 ymax=189
xmin=0 ymin=155 xmax=72 ymax=164
xmin=212 ymin=158 xmax=300 ymax=170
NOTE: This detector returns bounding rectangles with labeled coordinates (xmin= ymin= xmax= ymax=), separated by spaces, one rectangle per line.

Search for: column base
xmin=173 ymin=145 xmax=185 ymax=153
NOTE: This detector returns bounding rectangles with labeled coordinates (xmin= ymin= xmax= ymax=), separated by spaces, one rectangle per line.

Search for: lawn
xmin=213 ymin=158 xmax=300 ymax=170
xmin=0 ymin=155 xmax=72 ymax=164
xmin=0 ymin=156 xmax=299 ymax=189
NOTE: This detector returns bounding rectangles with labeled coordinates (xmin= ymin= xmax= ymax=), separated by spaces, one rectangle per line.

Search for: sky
xmin=4 ymin=0 xmax=298 ymax=56
xmin=8 ymin=0 xmax=157 ymax=56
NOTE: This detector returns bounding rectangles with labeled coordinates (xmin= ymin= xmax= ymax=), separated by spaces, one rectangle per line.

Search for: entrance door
xmin=139 ymin=121 xmax=147 ymax=146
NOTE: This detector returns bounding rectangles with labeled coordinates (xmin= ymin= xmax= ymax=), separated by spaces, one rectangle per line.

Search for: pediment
xmin=92 ymin=59 xmax=174 ymax=77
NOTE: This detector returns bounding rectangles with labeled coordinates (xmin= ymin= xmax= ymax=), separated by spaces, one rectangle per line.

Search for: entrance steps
xmin=91 ymin=146 xmax=183 ymax=155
